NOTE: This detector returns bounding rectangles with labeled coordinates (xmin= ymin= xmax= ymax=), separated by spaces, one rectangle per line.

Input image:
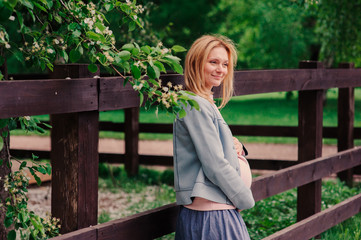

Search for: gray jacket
xmin=173 ymin=95 xmax=255 ymax=210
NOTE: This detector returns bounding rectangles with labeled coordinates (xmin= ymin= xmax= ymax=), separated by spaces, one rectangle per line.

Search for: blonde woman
xmin=173 ymin=35 xmax=254 ymax=240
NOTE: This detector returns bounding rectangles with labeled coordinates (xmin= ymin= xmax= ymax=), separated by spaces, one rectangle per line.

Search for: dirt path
xmin=10 ymin=135 xmax=339 ymax=161
xmin=10 ymin=135 xmax=341 ymax=222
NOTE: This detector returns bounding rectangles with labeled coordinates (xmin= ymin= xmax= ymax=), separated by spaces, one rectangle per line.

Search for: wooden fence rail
xmin=50 ymin=147 xmax=361 ymax=239
xmin=1 ymin=61 xmax=360 ymax=239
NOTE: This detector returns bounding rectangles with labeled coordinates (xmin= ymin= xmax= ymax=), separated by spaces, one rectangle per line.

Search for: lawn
xmin=98 ymin=164 xmax=361 ymax=240
xmin=16 ymin=88 xmax=361 ymax=145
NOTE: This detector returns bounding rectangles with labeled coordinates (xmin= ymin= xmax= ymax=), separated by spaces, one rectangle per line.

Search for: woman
xmin=173 ymin=35 xmax=254 ymax=240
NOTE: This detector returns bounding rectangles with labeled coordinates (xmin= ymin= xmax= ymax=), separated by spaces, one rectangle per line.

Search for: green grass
xmin=17 ymin=88 xmax=361 ymax=144
xmin=98 ymin=165 xmax=361 ymax=240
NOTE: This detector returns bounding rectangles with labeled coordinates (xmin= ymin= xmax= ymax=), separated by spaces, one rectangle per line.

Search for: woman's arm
xmin=180 ymin=99 xmax=255 ymax=210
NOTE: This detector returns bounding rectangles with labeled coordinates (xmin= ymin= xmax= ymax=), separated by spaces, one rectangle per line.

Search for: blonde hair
xmin=184 ymin=35 xmax=237 ymax=108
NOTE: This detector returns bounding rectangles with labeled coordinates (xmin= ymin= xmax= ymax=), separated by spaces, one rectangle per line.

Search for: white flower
xmin=24 ymin=116 xmax=31 ymax=120
xmin=47 ymin=48 xmax=54 ymax=54
xmin=161 ymin=48 xmax=169 ymax=54
xmin=91 ymin=10 xmax=96 ymax=15
xmin=95 ymin=27 xmax=101 ymax=34
xmin=133 ymin=15 xmax=138 ymax=20
xmin=9 ymin=16 xmax=15 ymax=21
xmin=5 ymin=43 xmax=10 ymax=49
xmin=162 ymin=87 xmax=169 ymax=92
xmin=53 ymin=39 xmax=60 ymax=44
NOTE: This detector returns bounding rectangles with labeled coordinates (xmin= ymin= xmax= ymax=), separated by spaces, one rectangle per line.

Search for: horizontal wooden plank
xmin=50 ymin=226 xmax=96 ymax=240
xmin=95 ymin=203 xmax=179 ymax=240
xmin=251 ymin=147 xmax=361 ymax=201
xmin=11 ymin=149 xmax=299 ymax=170
xmin=0 ymin=78 xmax=98 ymax=118
xmin=263 ymin=193 xmax=361 ymax=240
xmin=223 ymin=69 xmax=361 ymax=97
xmin=99 ymin=122 xmax=361 ymax=139
xmin=99 ymin=77 xmax=139 ymax=111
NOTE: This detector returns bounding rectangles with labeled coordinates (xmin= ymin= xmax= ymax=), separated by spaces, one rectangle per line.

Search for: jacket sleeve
xmin=180 ymin=100 xmax=255 ymax=210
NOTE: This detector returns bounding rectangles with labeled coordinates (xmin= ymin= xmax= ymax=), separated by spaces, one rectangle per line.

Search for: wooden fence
xmin=1 ymin=61 xmax=361 ymax=239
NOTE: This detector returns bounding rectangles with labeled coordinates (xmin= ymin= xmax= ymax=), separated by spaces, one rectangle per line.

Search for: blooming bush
xmin=0 ymin=1 xmax=198 ymax=239
xmin=0 ymin=0 xmax=199 ymax=116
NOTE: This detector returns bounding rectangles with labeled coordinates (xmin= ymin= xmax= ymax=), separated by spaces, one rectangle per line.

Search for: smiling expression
xmin=204 ymin=46 xmax=229 ymax=91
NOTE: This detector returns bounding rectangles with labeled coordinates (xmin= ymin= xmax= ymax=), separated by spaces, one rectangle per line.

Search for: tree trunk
xmin=0 ymin=126 xmax=10 ymax=239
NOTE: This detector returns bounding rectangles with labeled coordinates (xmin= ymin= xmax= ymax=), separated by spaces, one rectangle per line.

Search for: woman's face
xmin=203 ymin=46 xmax=229 ymax=91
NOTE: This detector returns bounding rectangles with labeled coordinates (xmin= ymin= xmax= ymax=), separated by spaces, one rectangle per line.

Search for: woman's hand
xmin=233 ymin=137 xmax=245 ymax=158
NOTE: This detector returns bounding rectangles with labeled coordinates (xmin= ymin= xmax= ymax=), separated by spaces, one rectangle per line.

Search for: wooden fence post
xmin=337 ymin=63 xmax=355 ymax=187
xmin=124 ymin=107 xmax=140 ymax=176
xmin=297 ymin=61 xmax=323 ymax=223
xmin=50 ymin=64 xmax=99 ymax=233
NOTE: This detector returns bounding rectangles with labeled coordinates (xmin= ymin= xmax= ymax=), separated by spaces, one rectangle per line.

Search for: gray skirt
xmin=175 ymin=206 xmax=251 ymax=240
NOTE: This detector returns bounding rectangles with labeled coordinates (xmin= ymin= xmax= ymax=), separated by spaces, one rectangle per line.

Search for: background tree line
xmin=6 ymin=0 xmax=361 ymax=74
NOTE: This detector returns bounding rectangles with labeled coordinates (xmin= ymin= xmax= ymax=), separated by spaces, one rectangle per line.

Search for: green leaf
xmin=141 ymin=46 xmax=151 ymax=55
xmin=104 ymin=3 xmax=114 ymax=11
xmin=165 ymin=55 xmax=181 ymax=62
xmin=147 ymin=64 xmax=160 ymax=79
xmin=4 ymin=216 xmax=13 ymax=228
xmin=97 ymin=53 xmax=107 ymax=65
xmin=94 ymin=22 xmax=106 ymax=32
xmin=122 ymin=43 xmax=134 ymax=51
xmin=45 ymin=163 xmax=51 ymax=175
xmin=171 ymin=45 xmax=187 ymax=53
xmin=33 ymin=1 xmax=47 ymax=12
xmin=27 ymin=8 xmax=35 ymax=22
xmin=131 ymin=48 xmax=139 ymax=56
xmin=29 ymin=168 xmax=41 ymax=186
xmin=131 ymin=64 xmax=141 ymax=79
xmin=20 ymin=161 xmax=27 ymax=170
xmin=0 ymin=119 xmax=9 ymax=129
xmin=16 ymin=11 xmax=24 ymax=30
xmin=32 ymin=153 xmax=39 ymax=160
xmin=128 ymin=21 xmax=136 ymax=31
xmin=2 ymin=131 xmax=8 ymax=138
xmin=0 ymin=137 xmax=3 ymax=152
xmin=72 ymin=30 xmax=81 ymax=38
xmin=139 ymin=92 xmax=144 ymax=107
xmin=163 ymin=56 xmax=183 ymax=74
xmin=123 ymin=77 xmax=129 ymax=87
xmin=6 ymin=0 xmax=18 ymax=9
xmin=7 ymin=230 xmax=16 ymax=240
xmin=88 ymin=64 xmax=98 ymax=73
xmin=154 ymin=61 xmax=166 ymax=73
xmin=86 ymin=31 xmax=101 ymax=41
xmin=59 ymin=50 xmax=68 ymax=62
xmin=69 ymin=49 xmax=81 ymax=63
xmin=37 ymin=166 xmax=46 ymax=174
xmin=148 ymin=79 xmax=160 ymax=87
xmin=117 ymin=50 xmax=131 ymax=60
xmin=189 ymin=99 xmax=200 ymax=111
xmin=178 ymin=108 xmax=187 ymax=118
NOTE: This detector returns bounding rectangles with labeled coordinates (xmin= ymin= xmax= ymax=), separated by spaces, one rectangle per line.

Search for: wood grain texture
xmin=95 ymin=203 xmax=179 ymax=240
xmin=124 ymin=108 xmax=140 ymax=176
xmin=297 ymin=61 xmax=323 ymax=223
xmin=263 ymin=193 xmax=361 ymax=240
xmin=337 ymin=63 xmax=355 ymax=186
xmin=99 ymin=77 xmax=139 ymax=111
xmin=0 ymin=79 xmax=98 ymax=118
xmin=251 ymin=147 xmax=361 ymax=202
